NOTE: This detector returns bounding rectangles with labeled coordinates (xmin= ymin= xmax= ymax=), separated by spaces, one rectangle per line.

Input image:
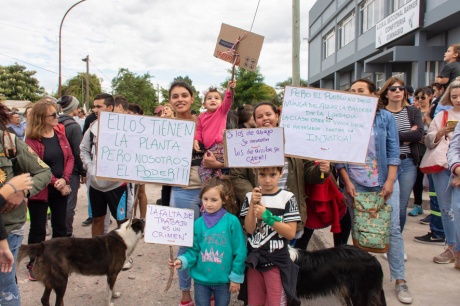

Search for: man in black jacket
xmin=57 ymin=95 xmax=86 ymax=237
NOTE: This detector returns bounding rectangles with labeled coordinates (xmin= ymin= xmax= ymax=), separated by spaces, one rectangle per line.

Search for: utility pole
xmin=292 ymin=0 xmax=301 ymax=86
xmin=58 ymin=0 xmax=87 ymax=97
xmin=82 ymin=55 xmax=90 ymax=111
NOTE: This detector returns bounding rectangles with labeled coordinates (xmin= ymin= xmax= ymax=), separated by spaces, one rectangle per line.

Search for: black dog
xmin=289 ymin=245 xmax=386 ymax=306
xmin=18 ymin=218 xmax=145 ymax=306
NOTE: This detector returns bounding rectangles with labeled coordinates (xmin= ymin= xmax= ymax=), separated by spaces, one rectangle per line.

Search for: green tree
xmin=0 ymin=63 xmax=45 ymax=101
xmin=275 ymin=77 xmax=308 ymax=104
xmin=170 ymin=76 xmax=202 ymax=113
xmin=111 ymin=68 xmax=158 ymax=114
xmin=61 ymin=73 xmax=102 ymax=107
xmin=221 ymin=66 xmax=276 ymax=108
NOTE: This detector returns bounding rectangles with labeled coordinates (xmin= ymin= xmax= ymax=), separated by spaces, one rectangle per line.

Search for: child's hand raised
xmin=227 ymin=80 xmax=236 ymax=91
xmin=168 ymin=258 xmax=182 ymax=270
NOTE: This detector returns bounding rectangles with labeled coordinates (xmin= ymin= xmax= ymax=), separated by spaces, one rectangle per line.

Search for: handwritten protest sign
xmin=95 ymin=112 xmax=195 ymax=186
xmin=223 ymin=128 xmax=284 ymax=167
xmin=280 ymin=86 xmax=378 ymax=163
xmin=144 ymin=205 xmax=194 ymax=246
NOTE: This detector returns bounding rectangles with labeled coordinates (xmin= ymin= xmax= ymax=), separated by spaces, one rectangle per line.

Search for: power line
xmin=88 ymin=58 xmax=112 ymax=82
xmin=0 ymin=22 xmax=56 ymax=38
xmin=0 ymin=51 xmax=69 ymax=77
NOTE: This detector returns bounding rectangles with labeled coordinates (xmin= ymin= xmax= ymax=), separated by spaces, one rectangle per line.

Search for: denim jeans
xmin=432 ymin=170 xmax=456 ymax=246
xmin=398 ymin=158 xmax=417 ymax=231
xmin=194 ymin=283 xmax=230 ymax=306
xmin=428 ymin=174 xmax=444 ymax=238
xmin=451 ymin=188 xmax=460 ymax=252
xmin=170 ymin=187 xmax=201 ymax=290
xmin=352 ymin=179 xmax=405 ymax=281
xmin=0 ymin=234 xmax=23 ymax=306
xmin=66 ymin=174 xmax=81 ymax=236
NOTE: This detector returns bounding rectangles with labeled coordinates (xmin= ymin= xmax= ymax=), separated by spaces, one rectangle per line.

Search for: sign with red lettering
xmin=223 ymin=127 xmax=285 ymax=167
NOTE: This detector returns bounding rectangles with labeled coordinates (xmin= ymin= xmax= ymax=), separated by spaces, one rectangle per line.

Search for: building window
xmin=426 ymin=61 xmax=441 ymax=85
xmin=323 ymin=30 xmax=335 ymax=59
xmin=360 ymin=0 xmax=384 ymax=33
xmin=392 ymin=0 xmax=411 ymax=12
xmin=376 ymin=72 xmax=385 ymax=90
xmin=339 ymin=12 xmax=355 ymax=48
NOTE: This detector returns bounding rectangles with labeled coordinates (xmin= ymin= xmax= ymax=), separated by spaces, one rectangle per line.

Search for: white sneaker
xmin=122 ymin=257 xmax=133 ymax=270
xmin=395 ymin=283 xmax=413 ymax=304
xmin=382 ymin=253 xmax=407 ymax=261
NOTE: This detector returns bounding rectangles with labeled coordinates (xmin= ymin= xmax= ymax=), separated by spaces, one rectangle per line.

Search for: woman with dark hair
xmin=378 ymin=77 xmax=424 ymax=232
xmin=0 ymin=101 xmax=51 ymax=305
xmin=24 ymin=100 xmax=74 ymax=281
xmin=409 ymin=87 xmax=433 ymax=217
xmin=237 ymin=104 xmax=256 ymax=129
xmin=230 ymin=101 xmax=329 ymax=242
xmin=167 ymin=81 xmax=204 ymax=306
xmin=337 ymin=78 xmax=413 ymax=304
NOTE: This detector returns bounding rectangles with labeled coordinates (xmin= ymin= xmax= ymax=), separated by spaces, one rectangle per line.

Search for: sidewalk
xmin=310 ymin=190 xmax=459 ymax=305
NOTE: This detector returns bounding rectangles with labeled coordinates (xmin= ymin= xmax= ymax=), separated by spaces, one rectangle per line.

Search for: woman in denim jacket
xmin=336 ymin=79 xmax=413 ymax=304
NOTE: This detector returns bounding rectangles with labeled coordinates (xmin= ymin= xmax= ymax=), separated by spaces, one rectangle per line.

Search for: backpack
xmin=54 ymin=118 xmax=79 ymax=137
xmin=352 ymin=192 xmax=392 ymax=253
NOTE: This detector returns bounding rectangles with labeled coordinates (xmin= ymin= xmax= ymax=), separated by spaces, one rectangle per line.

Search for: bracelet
xmin=5 ymin=182 xmax=17 ymax=193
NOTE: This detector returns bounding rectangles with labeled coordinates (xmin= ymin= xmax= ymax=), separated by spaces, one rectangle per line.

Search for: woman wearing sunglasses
xmin=408 ymin=87 xmax=433 ymax=217
xmin=24 ymin=100 xmax=74 ymax=281
xmin=379 ymin=77 xmax=424 ymax=235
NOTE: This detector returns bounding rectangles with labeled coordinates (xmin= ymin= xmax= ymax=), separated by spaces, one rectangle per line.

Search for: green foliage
xmin=275 ymin=77 xmax=308 ymax=104
xmin=221 ymin=66 xmax=276 ymax=108
xmin=0 ymin=63 xmax=45 ymax=101
xmin=111 ymin=68 xmax=158 ymax=115
xmin=61 ymin=73 xmax=102 ymax=108
xmin=169 ymin=76 xmax=202 ymax=113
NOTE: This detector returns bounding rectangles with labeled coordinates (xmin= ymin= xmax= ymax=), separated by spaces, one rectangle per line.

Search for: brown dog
xmin=18 ymin=218 xmax=145 ymax=306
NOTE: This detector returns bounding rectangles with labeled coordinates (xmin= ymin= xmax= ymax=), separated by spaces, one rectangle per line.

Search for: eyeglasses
xmin=388 ymin=86 xmax=406 ymax=92
xmin=46 ymin=112 xmax=59 ymax=118
xmin=414 ymin=95 xmax=427 ymax=100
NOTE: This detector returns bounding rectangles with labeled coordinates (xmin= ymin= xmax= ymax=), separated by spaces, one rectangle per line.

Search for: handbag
xmin=352 ymin=192 xmax=392 ymax=253
xmin=420 ymin=111 xmax=449 ymax=174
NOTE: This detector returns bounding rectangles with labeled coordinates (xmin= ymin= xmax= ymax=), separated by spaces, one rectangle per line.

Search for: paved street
xmin=17 ymin=183 xmax=459 ymax=305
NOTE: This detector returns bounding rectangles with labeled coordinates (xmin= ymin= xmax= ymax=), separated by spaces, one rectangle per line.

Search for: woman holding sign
xmin=168 ymin=81 xmax=205 ymax=306
xmin=230 ymin=102 xmax=330 ymax=241
xmin=337 ymin=78 xmax=413 ymax=304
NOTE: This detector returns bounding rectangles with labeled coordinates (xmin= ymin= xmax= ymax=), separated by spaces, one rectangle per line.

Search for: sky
xmin=0 ymin=0 xmax=315 ymax=99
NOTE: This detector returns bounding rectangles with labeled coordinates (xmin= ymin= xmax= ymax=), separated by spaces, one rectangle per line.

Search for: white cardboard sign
xmin=95 ymin=112 xmax=195 ymax=186
xmin=280 ymin=86 xmax=378 ymax=163
xmin=223 ymin=127 xmax=285 ymax=167
xmin=144 ymin=205 xmax=194 ymax=247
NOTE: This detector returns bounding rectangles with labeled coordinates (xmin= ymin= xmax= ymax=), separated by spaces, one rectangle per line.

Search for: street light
xmin=58 ymin=0 xmax=87 ymax=98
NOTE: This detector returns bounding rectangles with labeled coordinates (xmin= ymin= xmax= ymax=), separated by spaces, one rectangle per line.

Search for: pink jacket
xmin=26 ymin=129 xmax=74 ymax=202
xmin=195 ymin=91 xmax=232 ymax=149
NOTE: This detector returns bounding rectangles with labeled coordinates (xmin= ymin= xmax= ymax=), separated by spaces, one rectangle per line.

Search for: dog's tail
xmin=17 ymin=243 xmax=44 ymax=264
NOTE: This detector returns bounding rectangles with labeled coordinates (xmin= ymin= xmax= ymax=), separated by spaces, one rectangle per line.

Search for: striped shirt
xmin=388 ymin=107 xmax=411 ymax=155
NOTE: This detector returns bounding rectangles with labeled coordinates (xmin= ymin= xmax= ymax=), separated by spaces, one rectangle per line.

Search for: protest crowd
xmin=1 ymin=43 xmax=460 ymax=306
